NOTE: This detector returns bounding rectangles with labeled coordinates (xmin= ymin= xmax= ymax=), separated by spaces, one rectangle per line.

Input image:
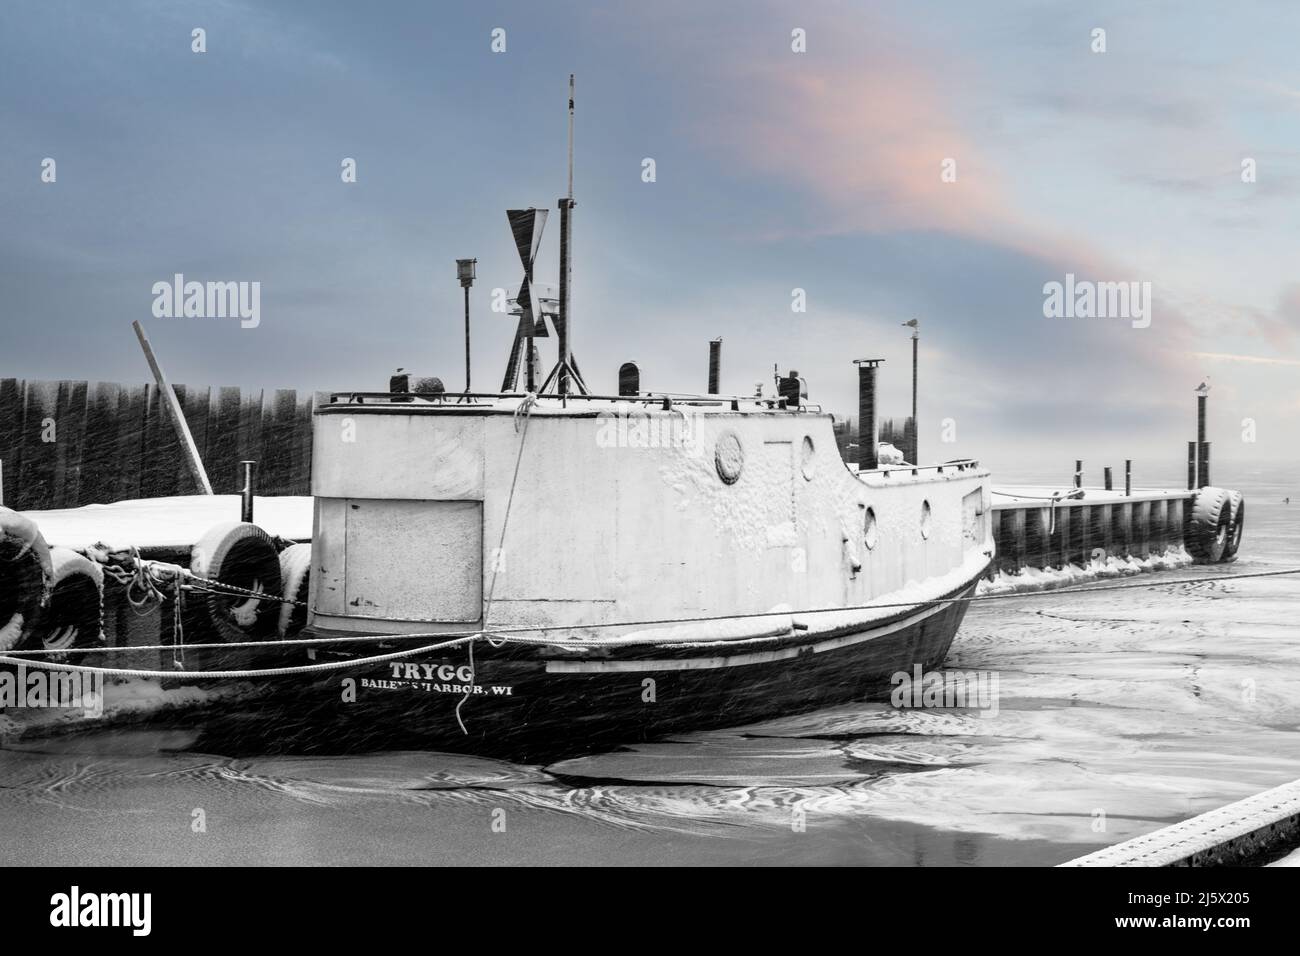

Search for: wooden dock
xmin=1062 ymin=777 xmax=1300 ymax=867
xmin=988 ymin=486 xmax=1196 ymax=574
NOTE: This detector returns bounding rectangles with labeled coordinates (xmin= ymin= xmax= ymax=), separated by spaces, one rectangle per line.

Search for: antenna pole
xmin=557 ymin=73 xmax=575 ymax=395
xmin=567 ymin=73 xmax=574 ymax=201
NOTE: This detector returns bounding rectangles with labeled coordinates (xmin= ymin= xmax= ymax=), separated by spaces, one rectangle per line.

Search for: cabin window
xmin=864 ymin=506 xmax=879 ymax=550
xmin=920 ymin=500 xmax=932 ymax=539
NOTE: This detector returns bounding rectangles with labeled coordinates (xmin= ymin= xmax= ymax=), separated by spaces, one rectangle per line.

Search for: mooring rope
xmin=5 ymin=566 xmax=1299 ymax=678
xmin=452 ymin=390 xmax=537 ymax=732
xmin=0 ymin=636 xmax=480 ymax=680
xmin=991 ymin=488 xmax=1085 ymax=534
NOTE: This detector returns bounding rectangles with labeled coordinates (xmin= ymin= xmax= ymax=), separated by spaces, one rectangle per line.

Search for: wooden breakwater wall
xmin=989 ymin=488 xmax=1193 ymax=574
xmin=0 ymin=378 xmax=325 ymax=511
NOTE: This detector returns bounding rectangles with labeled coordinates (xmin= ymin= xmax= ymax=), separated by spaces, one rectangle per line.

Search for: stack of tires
xmin=1186 ymin=487 xmax=1246 ymax=563
xmin=2 ymin=506 xmax=105 ymax=660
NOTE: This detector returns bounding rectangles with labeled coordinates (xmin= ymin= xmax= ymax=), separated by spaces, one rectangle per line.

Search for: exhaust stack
xmin=708 ymin=338 xmax=722 ymax=394
xmin=854 ymin=359 xmax=883 ymax=471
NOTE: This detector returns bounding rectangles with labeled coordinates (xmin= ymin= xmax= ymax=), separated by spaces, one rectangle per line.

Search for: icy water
xmin=2 ymin=465 xmax=1297 ymax=866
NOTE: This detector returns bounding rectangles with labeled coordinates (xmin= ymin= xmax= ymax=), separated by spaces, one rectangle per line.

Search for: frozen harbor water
xmin=1 ymin=465 xmax=1296 ymax=865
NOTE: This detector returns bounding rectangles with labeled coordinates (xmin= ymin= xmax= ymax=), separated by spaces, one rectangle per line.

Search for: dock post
xmin=1034 ymin=507 xmax=1051 ymax=568
xmin=1050 ymin=506 xmax=1067 ymax=568
xmin=708 ymin=338 xmax=722 ymax=394
xmin=0 ymin=458 xmax=4 ymax=507
xmin=1073 ymin=460 xmax=1083 ymax=490
xmin=1198 ymin=441 xmax=1211 ymax=490
xmin=1150 ymin=500 xmax=1166 ymax=553
xmin=1103 ymin=466 xmax=1113 ymax=491
xmin=1075 ymin=503 xmax=1090 ymax=565
xmin=1164 ymin=498 xmax=1179 ymax=551
xmin=1125 ymin=459 xmax=1132 ymax=496
xmin=1132 ymin=501 xmax=1150 ymax=558
xmin=1187 ymin=441 xmax=1197 ymax=491
xmin=992 ymin=512 xmax=1008 ymax=574
xmin=1011 ymin=509 xmax=1026 ymax=569
xmin=1115 ymin=502 xmax=1132 ymax=558
xmin=240 ymin=460 xmax=257 ymax=523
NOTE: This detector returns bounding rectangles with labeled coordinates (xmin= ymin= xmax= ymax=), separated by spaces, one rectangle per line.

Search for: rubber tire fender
xmin=28 ymin=546 xmax=105 ymax=659
xmin=276 ymin=542 xmax=311 ymax=638
xmin=187 ymin=521 xmax=283 ymax=642
xmin=1187 ymin=486 xmax=1232 ymax=563
xmin=1222 ymin=491 xmax=1245 ymax=561
xmin=0 ymin=507 xmax=53 ymax=652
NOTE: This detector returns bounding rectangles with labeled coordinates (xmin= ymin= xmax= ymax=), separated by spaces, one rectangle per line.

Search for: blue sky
xmin=2 ymin=0 xmax=1297 ymax=474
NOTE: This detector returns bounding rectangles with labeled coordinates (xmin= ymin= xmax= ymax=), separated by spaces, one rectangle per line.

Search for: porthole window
xmin=714 ymin=430 xmax=744 ymax=485
xmin=920 ymin=500 xmax=932 ymax=539
xmin=800 ymin=435 xmax=816 ymax=481
xmin=864 ymin=507 xmax=879 ymax=551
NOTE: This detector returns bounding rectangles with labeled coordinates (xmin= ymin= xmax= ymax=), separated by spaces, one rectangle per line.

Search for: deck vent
xmin=619 ymin=362 xmax=640 ymax=396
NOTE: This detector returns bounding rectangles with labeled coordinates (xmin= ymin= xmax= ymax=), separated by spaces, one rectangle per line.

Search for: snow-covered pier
xmin=1061 ymin=777 xmax=1300 ymax=867
xmin=986 ymin=483 xmax=1243 ymax=580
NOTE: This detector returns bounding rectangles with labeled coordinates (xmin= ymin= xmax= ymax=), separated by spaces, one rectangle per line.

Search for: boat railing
xmin=325 ymin=390 xmax=825 ymax=413
xmin=860 ymin=459 xmax=983 ymax=477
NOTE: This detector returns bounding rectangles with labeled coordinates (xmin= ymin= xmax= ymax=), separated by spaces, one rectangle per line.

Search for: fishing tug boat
xmin=297 ymin=387 xmax=991 ymax=748
xmin=284 ymin=77 xmax=994 ymax=750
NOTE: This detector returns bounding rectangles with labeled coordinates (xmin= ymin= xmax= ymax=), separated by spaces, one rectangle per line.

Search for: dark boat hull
xmin=197 ymin=566 xmax=986 ymax=759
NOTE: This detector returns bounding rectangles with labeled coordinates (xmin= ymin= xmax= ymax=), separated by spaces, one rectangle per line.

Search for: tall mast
xmin=557 ymin=74 xmax=575 ymax=395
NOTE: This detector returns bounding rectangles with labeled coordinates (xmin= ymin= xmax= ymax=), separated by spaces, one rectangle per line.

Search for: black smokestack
xmin=708 ymin=338 xmax=722 ymax=394
xmin=855 ymin=359 xmax=882 ymax=470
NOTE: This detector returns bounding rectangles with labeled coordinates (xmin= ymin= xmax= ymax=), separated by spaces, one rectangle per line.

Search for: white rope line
xmin=455 ymin=390 xmax=536 ymax=732
xmin=991 ymin=488 xmax=1085 ymax=534
xmin=0 ymin=636 xmax=479 ymax=680
xmin=6 ymin=566 xmax=1299 ymax=675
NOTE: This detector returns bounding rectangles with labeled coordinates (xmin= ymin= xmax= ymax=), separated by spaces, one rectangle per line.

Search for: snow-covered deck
xmin=18 ymin=495 xmax=313 ymax=552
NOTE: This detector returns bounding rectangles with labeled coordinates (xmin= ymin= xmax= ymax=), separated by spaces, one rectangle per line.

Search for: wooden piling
xmin=1131 ymin=501 xmax=1150 ymax=558
xmin=1114 ymin=502 xmax=1132 ymax=558
xmin=132 ymin=321 xmax=213 ymax=496
xmin=1149 ymin=499 xmax=1166 ymax=552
